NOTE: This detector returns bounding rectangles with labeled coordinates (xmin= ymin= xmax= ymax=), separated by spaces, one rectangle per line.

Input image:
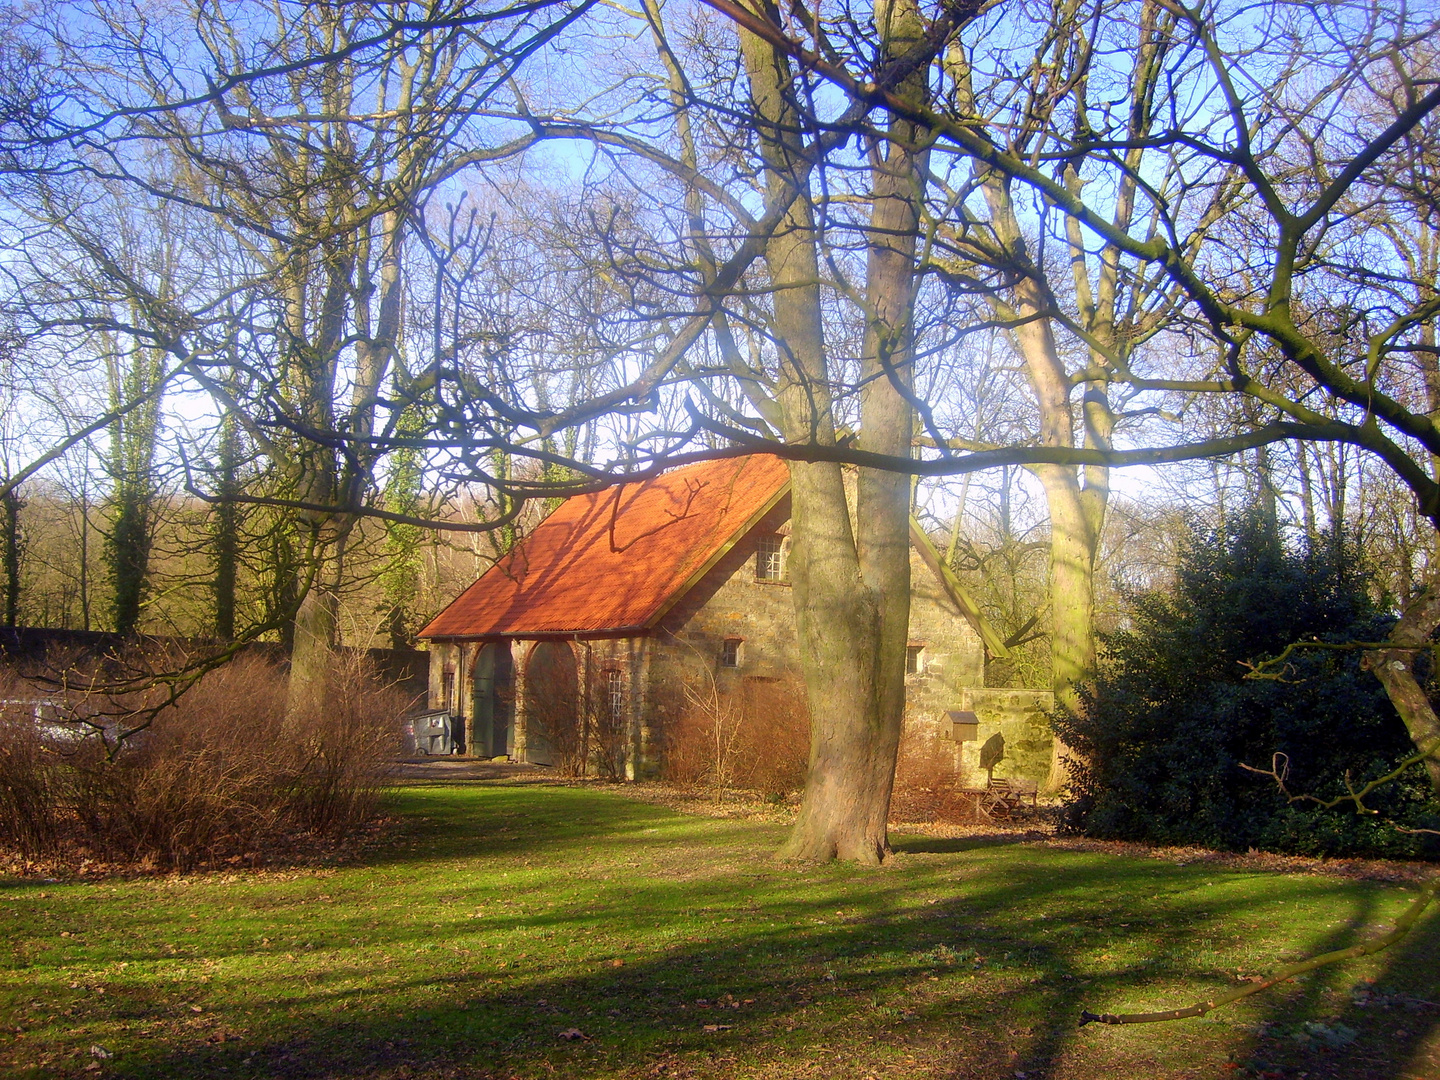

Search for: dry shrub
xmin=276 ymin=654 xmax=402 ymax=832
xmin=741 ymin=678 xmax=809 ymax=795
xmin=664 ymin=675 xmax=808 ymax=797
xmin=0 ymin=670 xmax=59 ymax=854
xmin=0 ymin=652 xmax=402 ymax=872
xmin=584 ymin=670 xmax=629 ymax=780
xmin=889 ymin=722 xmax=966 ymax=824
xmin=524 ymin=643 xmax=586 ymax=776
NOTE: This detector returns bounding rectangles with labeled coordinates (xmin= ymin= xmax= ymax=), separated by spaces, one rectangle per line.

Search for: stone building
xmin=417 ymin=454 xmax=1052 ymax=784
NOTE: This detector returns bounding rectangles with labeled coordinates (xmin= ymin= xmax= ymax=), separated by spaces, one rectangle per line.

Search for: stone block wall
xmin=950 ymin=687 xmax=1055 ymax=787
xmin=579 ymin=635 xmax=653 ymax=779
xmin=641 ymin=499 xmax=805 ymax=777
xmin=902 ymin=546 xmax=985 ymax=735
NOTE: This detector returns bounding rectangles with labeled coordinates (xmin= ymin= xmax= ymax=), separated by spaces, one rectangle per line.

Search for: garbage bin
xmin=408 ymin=709 xmax=455 ymax=755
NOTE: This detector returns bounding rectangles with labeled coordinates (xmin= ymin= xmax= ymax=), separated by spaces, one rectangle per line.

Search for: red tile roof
xmin=418 ymin=455 xmax=791 ymax=638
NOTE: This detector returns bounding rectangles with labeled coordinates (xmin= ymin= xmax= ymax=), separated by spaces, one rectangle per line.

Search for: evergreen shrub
xmin=1055 ymin=510 xmax=1439 ymax=858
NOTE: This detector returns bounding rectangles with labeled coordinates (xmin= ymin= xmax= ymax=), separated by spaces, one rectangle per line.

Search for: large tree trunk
xmin=779 ymin=461 xmax=893 ymax=862
xmin=1366 ymin=585 xmax=1440 ymax=797
xmin=288 ymin=558 xmax=342 ymax=715
xmin=1041 ymin=471 xmax=1098 ymax=721
xmin=742 ymin=0 xmax=925 ymax=862
xmin=105 ymin=337 xmax=164 ymax=637
xmin=1005 ymin=280 xmax=1104 ymax=790
xmin=212 ymin=414 xmax=239 ymax=640
xmin=109 ymin=492 xmax=152 ymax=637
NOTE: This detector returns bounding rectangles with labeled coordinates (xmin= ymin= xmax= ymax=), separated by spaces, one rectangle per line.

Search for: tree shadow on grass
xmin=1041 ymin=869 xmax=1440 ymax=1080
xmin=891 ymin=832 xmax=1046 ymax=855
xmin=28 ymin=784 xmax=1438 ymax=1080
xmin=1217 ymin=880 xmax=1440 ymax=1080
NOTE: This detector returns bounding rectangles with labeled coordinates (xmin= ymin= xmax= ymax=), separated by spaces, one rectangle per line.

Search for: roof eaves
xmin=432 ymin=625 xmax=652 ymax=642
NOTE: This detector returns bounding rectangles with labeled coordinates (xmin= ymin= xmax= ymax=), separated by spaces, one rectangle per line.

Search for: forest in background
xmin=1 ymin=0 xmax=1438 ymax=860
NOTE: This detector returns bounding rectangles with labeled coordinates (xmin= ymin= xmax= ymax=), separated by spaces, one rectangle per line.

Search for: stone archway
xmin=523 ymin=642 xmax=580 ymax=769
xmin=470 ymin=641 xmax=514 ymax=758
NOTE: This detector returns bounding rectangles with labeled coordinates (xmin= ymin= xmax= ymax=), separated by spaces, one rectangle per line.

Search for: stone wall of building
xmin=639 ymin=506 xmax=997 ymax=780
xmin=639 ymin=498 xmax=803 ymax=778
xmin=573 ymin=635 xmax=653 ymax=779
xmin=901 ymin=545 xmax=986 ymax=731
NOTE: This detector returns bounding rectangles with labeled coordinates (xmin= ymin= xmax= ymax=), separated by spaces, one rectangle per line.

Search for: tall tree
xmin=211 ymin=413 xmax=241 ymax=640
xmin=102 ymin=330 xmax=165 ymax=636
xmin=2 ymin=0 xmax=601 ymax=692
xmin=0 ymin=486 xmax=21 ymax=627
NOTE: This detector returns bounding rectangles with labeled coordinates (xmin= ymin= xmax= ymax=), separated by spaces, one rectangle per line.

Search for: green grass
xmin=2 ymin=783 xmax=1437 ymax=1079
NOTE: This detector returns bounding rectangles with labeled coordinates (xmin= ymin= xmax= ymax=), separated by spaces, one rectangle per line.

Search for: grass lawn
xmin=2 ymin=781 xmax=1437 ymax=1080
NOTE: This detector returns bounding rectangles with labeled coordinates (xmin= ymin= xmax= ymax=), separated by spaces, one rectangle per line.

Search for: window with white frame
xmin=754 ymin=533 xmax=786 ymax=581
xmin=905 ymin=644 xmax=925 ymax=675
xmin=607 ymin=669 xmax=625 ymax=725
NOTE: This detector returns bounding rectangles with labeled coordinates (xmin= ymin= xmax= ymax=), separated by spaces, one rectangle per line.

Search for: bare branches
xmin=1237 ymin=750 xmax=1435 ymax=827
xmin=1240 ymin=638 xmax=1427 ymax=683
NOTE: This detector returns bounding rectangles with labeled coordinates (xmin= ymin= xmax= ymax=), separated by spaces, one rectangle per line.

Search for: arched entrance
xmin=471 ymin=642 xmax=514 ymax=758
xmin=523 ymin=642 xmax=579 ymax=768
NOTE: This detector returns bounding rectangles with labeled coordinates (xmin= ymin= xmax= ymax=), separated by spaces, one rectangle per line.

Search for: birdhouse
xmin=945 ymin=709 xmax=979 ymax=743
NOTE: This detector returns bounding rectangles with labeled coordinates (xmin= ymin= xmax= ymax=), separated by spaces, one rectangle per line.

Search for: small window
xmin=607 ymin=669 xmax=625 ymax=724
xmin=442 ymin=669 xmax=456 ymax=711
xmin=721 ymin=638 xmax=743 ymax=668
xmin=905 ymin=645 xmax=925 ymax=675
xmin=755 ymin=533 xmax=786 ymax=581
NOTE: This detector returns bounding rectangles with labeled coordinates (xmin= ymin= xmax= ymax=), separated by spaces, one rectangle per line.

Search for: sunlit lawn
xmin=2 ymin=782 xmax=1437 ymax=1079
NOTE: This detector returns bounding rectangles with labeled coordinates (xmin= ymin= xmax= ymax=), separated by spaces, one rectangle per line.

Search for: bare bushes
xmin=664 ymin=675 xmax=809 ymax=798
xmin=0 ymin=653 xmax=402 ymax=872
xmin=889 ymin=723 xmax=965 ymax=823
xmin=0 ymin=671 xmax=59 ymax=854
xmin=583 ymin=666 xmax=630 ymax=780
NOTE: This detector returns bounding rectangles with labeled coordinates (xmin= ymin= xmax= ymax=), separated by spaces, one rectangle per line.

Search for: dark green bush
xmin=1056 ymin=510 xmax=1438 ymax=858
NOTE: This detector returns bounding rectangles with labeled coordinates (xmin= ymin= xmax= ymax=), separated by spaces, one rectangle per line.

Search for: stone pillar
xmin=637 ymin=637 xmax=657 ymax=779
xmin=454 ymin=642 xmax=477 ymax=756
xmin=512 ymin=639 xmax=533 ymax=763
xmin=624 ymin=636 xmax=657 ymax=780
xmin=427 ymin=643 xmax=451 ymax=711
xmin=575 ymin=640 xmax=593 ymax=776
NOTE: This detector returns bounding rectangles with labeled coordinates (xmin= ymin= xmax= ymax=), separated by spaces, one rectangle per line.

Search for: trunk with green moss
xmin=104 ymin=338 xmax=165 ymax=637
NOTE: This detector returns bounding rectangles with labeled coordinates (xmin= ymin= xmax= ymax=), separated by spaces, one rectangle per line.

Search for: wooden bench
xmin=986 ymin=777 xmax=1038 ymax=814
xmin=955 ymin=776 xmax=1038 ymax=821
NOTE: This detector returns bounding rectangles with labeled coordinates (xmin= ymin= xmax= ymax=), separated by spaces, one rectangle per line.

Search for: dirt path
xmin=389 ymin=757 xmax=545 ymax=782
